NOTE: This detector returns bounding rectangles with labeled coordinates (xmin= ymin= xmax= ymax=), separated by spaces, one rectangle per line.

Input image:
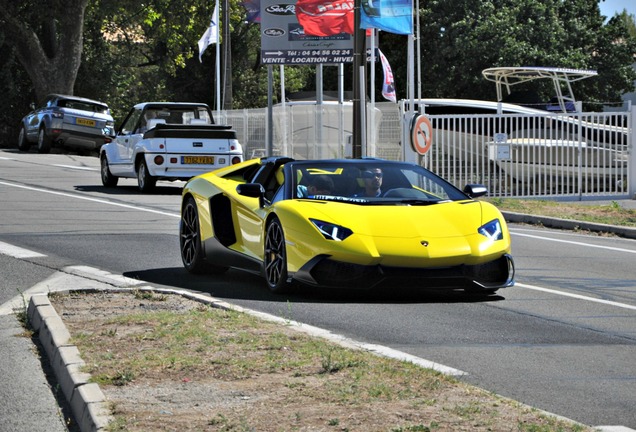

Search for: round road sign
xmin=410 ymin=114 xmax=433 ymax=155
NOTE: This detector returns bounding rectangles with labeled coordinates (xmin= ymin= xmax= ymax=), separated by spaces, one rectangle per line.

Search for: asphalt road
xmin=1 ymin=148 xmax=635 ymax=431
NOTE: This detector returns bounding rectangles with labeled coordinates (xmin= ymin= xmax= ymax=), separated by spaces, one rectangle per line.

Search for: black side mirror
xmin=237 ymin=183 xmax=265 ymax=207
xmin=463 ymin=184 xmax=488 ymax=198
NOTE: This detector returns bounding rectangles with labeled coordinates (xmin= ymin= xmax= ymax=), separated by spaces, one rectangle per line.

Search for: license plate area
xmin=76 ymin=117 xmax=96 ymax=127
xmin=182 ymin=156 xmax=215 ymax=164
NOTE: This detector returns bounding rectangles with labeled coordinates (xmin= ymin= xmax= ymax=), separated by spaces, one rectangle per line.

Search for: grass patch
xmin=51 ymin=291 xmax=593 ymax=432
xmin=485 ymin=198 xmax=636 ymax=227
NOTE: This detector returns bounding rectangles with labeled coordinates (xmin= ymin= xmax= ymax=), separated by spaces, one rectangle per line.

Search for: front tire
xmin=180 ymin=196 xmax=228 ymax=274
xmin=100 ymin=155 xmax=119 ymax=187
xmin=137 ymin=158 xmax=156 ymax=192
xmin=37 ymin=127 xmax=51 ymax=154
xmin=17 ymin=126 xmax=30 ymax=152
xmin=264 ymin=217 xmax=292 ymax=294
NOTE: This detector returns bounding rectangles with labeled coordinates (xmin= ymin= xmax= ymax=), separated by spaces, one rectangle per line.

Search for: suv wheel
xmin=37 ymin=127 xmax=51 ymax=154
xmin=17 ymin=127 xmax=30 ymax=152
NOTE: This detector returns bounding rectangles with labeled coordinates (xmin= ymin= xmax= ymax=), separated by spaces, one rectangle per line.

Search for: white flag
xmin=379 ymin=49 xmax=396 ymax=103
xmin=198 ymin=2 xmax=219 ymax=63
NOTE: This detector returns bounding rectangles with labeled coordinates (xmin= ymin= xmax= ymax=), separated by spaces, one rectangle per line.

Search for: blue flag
xmin=360 ymin=0 xmax=413 ymax=35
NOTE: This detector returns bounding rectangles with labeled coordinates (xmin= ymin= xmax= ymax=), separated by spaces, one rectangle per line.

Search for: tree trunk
xmin=0 ymin=0 xmax=88 ymax=102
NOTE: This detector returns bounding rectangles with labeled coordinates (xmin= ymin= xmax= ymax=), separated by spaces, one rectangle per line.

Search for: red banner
xmin=295 ymin=0 xmax=355 ymax=36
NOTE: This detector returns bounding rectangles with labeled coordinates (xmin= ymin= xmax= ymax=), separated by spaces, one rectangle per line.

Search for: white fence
xmin=220 ymin=102 xmax=634 ymax=199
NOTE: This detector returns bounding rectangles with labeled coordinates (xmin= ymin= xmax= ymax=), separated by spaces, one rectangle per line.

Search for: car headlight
xmin=310 ymin=219 xmax=353 ymax=241
xmin=478 ymin=219 xmax=503 ymax=241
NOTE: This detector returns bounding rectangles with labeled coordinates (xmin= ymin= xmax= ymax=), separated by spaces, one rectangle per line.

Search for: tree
xmin=379 ymin=0 xmax=636 ymax=108
xmin=0 ymin=0 xmax=89 ymax=102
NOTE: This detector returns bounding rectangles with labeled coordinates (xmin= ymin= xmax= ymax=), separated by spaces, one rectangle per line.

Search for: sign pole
xmin=352 ymin=0 xmax=366 ymax=159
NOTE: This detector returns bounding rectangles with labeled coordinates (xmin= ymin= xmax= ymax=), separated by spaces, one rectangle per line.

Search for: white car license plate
xmin=182 ymin=156 xmax=214 ymax=164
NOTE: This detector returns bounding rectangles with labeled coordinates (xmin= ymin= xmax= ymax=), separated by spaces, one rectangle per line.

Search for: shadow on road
xmin=75 ymin=184 xmax=183 ymax=196
xmin=125 ymin=267 xmax=506 ymax=305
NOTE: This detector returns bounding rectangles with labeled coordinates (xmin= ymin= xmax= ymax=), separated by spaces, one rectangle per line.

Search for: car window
xmin=57 ymin=100 xmax=108 ymax=114
xmin=120 ymin=109 xmax=143 ymax=135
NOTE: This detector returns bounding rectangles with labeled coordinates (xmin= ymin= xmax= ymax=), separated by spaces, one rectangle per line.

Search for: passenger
xmin=297 ymin=175 xmax=334 ymax=198
xmin=138 ymin=110 xmax=157 ymax=133
xmin=354 ymin=168 xmax=383 ymax=197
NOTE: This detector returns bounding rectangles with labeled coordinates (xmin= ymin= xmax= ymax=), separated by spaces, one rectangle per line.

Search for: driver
xmin=354 ymin=168 xmax=383 ymax=197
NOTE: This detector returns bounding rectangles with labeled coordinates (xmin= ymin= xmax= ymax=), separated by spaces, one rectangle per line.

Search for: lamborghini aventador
xmin=179 ymin=157 xmax=515 ymax=294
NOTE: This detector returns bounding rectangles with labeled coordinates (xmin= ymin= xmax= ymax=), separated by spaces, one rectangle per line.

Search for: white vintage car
xmin=100 ymin=102 xmax=243 ymax=192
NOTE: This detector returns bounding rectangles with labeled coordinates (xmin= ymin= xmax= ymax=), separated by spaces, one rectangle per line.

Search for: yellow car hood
xmin=306 ymin=200 xmax=485 ymax=239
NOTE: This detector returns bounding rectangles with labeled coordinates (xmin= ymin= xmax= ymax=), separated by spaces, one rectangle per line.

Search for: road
xmin=1 ymin=148 xmax=635 ymax=430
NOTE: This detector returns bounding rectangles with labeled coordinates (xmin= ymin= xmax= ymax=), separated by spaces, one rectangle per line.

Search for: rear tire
xmin=264 ymin=217 xmax=292 ymax=294
xmin=17 ymin=126 xmax=30 ymax=152
xmin=100 ymin=155 xmax=118 ymax=187
xmin=137 ymin=158 xmax=156 ymax=192
xmin=180 ymin=196 xmax=228 ymax=274
xmin=37 ymin=127 xmax=51 ymax=154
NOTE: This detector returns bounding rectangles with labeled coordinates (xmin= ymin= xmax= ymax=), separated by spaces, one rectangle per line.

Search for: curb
xmin=502 ymin=211 xmax=636 ymax=239
xmin=27 ymin=294 xmax=113 ymax=432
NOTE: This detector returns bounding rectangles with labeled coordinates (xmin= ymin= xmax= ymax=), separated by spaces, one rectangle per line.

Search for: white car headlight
xmin=478 ymin=219 xmax=503 ymax=241
xmin=310 ymin=219 xmax=353 ymax=241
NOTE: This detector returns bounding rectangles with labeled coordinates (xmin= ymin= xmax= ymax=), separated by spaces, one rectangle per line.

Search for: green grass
xmin=486 ymin=198 xmax=636 ymax=227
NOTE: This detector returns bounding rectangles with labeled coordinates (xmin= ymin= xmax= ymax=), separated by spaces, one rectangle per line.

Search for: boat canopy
xmin=482 ymin=66 xmax=597 ymax=113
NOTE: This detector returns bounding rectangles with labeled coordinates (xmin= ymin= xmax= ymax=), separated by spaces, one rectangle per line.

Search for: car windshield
xmin=147 ymin=107 xmax=212 ymax=125
xmin=290 ymin=161 xmax=469 ymax=204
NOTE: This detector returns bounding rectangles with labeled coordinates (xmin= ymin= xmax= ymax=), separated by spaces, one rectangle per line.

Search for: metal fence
xmin=220 ymin=102 xmax=633 ymax=199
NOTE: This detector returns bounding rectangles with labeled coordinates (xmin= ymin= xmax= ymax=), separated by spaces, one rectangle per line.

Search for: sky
xmin=598 ymin=0 xmax=636 ymax=20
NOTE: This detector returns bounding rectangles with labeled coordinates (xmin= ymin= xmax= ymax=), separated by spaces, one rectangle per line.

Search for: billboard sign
xmin=260 ymin=0 xmax=355 ymax=65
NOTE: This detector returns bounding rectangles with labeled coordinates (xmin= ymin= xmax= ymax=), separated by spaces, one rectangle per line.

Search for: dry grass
xmin=50 ymin=290 xmax=592 ymax=432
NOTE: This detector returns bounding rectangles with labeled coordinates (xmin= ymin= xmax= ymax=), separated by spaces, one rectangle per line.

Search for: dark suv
xmin=18 ymin=94 xmax=115 ymax=154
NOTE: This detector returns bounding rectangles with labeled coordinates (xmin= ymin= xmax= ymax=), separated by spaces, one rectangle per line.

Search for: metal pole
xmin=352 ymin=0 xmax=366 ymax=159
xmin=267 ymin=65 xmax=273 ymax=156
xmin=369 ymin=30 xmax=376 ymax=157
xmin=222 ymin=0 xmax=232 ymax=110
xmin=317 ymin=64 xmax=324 ymax=158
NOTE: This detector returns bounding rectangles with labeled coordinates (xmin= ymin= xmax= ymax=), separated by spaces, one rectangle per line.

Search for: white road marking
xmin=52 ymin=164 xmax=98 ymax=171
xmin=511 ymin=231 xmax=636 ymax=254
xmin=0 ymin=180 xmax=179 ymax=218
xmin=516 ymin=282 xmax=636 ymax=311
xmin=0 ymin=241 xmax=46 ymax=258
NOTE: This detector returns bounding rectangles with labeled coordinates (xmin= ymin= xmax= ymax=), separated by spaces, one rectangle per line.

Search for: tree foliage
xmin=380 ymin=0 xmax=636 ymax=107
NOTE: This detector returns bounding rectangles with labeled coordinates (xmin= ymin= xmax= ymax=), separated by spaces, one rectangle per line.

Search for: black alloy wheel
xmin=264 ymin=217 xmax=291 ymax=293
xmin=180 ymin=196 xmax=227 ymax=274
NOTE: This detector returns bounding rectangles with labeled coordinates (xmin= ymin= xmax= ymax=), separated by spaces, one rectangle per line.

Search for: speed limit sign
xmin=410 ymin=114 xmax=433 ymax=155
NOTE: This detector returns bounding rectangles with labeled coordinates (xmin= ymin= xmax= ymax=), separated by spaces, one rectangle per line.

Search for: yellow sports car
xmin=180 ymin=157 xmax=515 ymax=294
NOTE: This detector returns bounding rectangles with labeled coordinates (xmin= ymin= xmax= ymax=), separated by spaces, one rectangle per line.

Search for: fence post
xmin=630 ymin=106 xmax=636 ymax=199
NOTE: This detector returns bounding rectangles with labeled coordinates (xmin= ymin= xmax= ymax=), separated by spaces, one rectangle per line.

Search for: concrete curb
xmin=28 ymin=294 xmax=113 ymax=432
xmin=502 ymin=211 xmax=636 ymax=239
